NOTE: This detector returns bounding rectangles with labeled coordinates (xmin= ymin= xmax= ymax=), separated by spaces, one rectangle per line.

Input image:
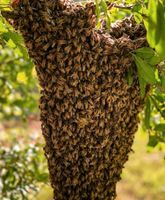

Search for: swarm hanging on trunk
xmin=3 ymin=0 xmax=147 ymax=199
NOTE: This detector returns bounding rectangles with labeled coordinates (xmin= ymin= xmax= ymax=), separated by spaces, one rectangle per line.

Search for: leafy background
xmin=0 ymin=0 xmax=165 ymax=199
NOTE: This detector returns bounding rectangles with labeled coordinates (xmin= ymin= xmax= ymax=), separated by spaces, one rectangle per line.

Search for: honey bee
xmin=5 ymin=0 xmax=148 ymax=198
xmin=11 ymin=0 xmax=20 ymax=8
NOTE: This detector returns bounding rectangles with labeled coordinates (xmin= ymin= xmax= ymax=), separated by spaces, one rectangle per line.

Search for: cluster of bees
xmin=4 ymin=0 xmax=147 ymax=199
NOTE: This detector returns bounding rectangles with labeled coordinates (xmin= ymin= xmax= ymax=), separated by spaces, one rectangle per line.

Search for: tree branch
xmin=107 ymin=3 xmax=133 ymax=10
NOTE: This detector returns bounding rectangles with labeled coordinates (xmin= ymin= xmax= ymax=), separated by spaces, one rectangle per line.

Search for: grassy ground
xmin=1 ymin=120 xmax=165 ymax=200
xmin=117 ymin=129 xmax=165 ymax=200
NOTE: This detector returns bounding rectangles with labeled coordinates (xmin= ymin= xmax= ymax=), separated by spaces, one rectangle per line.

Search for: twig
xmin=112 ymin=4 xmax=133 ymax=10
xmin=150 ymin=96 xmax=165 ymax=120
xmin=106 ymin=2 xmax=148 ymax=18
xmin=107 ymin=2 xmax=133 ymax=10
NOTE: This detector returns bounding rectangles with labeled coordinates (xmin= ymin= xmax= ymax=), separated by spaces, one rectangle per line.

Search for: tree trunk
xmin=3 ymin=0 xmax=147 ymax=199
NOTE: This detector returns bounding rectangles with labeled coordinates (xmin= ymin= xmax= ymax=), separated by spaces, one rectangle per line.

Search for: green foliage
xmin=0 ymin=144 xmax=49 ymax=200
xmin=133 ymin=53 xmax=156 ymax=96
xmin=145 ymin=0 xmax=165 ymax=59
xmin=132 ymin=46 xmax=165 ymax=148
xmin=0 ymin=4 xmax=45 ymax=198
xmin=0 ymin=4 xmax=38 ymax=120
xmin=0 ymin=48 xmax=39 ymax=120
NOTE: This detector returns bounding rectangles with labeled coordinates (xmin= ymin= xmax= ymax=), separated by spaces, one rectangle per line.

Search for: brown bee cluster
xmin=3 ymin=0 xmax=147 ymax=199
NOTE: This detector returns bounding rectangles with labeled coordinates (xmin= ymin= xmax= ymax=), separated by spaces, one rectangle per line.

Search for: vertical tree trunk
xmin=3 ymin=0 xmax=147 ymax=199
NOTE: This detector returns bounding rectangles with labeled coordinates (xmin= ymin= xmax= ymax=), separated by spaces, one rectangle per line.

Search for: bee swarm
xmin=3 ymin=0 xmax=147 ymax=199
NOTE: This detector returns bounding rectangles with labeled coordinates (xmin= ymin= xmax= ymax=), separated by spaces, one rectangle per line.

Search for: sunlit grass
xmin=117 ymin=128 xmax=165 ymax=200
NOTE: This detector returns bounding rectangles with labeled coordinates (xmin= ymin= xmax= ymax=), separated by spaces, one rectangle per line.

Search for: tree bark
xmin=3 ymin=0 xmax=147 ymax=199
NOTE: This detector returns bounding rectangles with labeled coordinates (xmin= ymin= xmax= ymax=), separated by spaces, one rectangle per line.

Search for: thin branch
xmin=107 ymin=2 xmax=133 ymax=10
xmin=112 ymin=4 xmax=133 ymax=10
xmin=150 ymin=96 xmax=165 ymax=120
xmin=74 ymin=1 xmax=134 ymax=10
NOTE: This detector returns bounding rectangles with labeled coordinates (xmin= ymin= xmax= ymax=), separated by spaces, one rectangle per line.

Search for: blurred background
xmin=0 ymin=0 xmax=165 ymax=200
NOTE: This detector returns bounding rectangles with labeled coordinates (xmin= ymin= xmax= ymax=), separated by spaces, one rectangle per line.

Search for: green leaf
xmin=154 ymin=1 xmax=163 ymax=44
xmin=145 ymin=0 xmax=165 ymax=59
xmin=7 ymin=39 xmax=16 ymax=48
xmin=35 ymin=173 xmax=49 ymax=182
xmin=150 ymin=96 xmax=165 ymax=119
xmin=106 ymin=13 xmax=111 ymax=30
xmin=95 ymin=0 xmax=100 ymax=20
xmin=0 ymin=18 xmax=7 ymax=33
xmin=155 ymin=1 xmax=165 ymax=59
xmin=132 ymin=3 xmax=142 ymax=13
xmin=146 ymin=54 xmax=162 ymax=65
xmin=138 ymin=76 xmax=147 ymax=98
xmin=134 ymin=48 xmax=162 ymax=65
xmin=125 ymin=68 xmax=133 ymax=86
xmin=154 ymin=94 xmax=165 ymax=103
xmin=161 ymin=76 xmax=165 ymax=90
xmin=134 ymin=47 xmax=155 ymax=59
xmin=148 ymin=135 xmax=159 ymax=147
xmin=155 ymin=123 xmax=165 ymax=132
xmin=134 ymin=13 xmax=143 ymax=24
xmin=133 ymin=54 xmax=156 ymax=84
xmin=1 ymin=30 xmax=23 ymax=45
xmin=146 ymin=0 xmax=157 ymax=48
xmin=144 ymin=97 xmax=151 ymax=129
xmin=133 ymin=4 xmax=143 ymax=25
xmin=100 ymin=0 xmax=108 ymax=14
xmin=17 ymin=44 xmax=29 ymax=59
